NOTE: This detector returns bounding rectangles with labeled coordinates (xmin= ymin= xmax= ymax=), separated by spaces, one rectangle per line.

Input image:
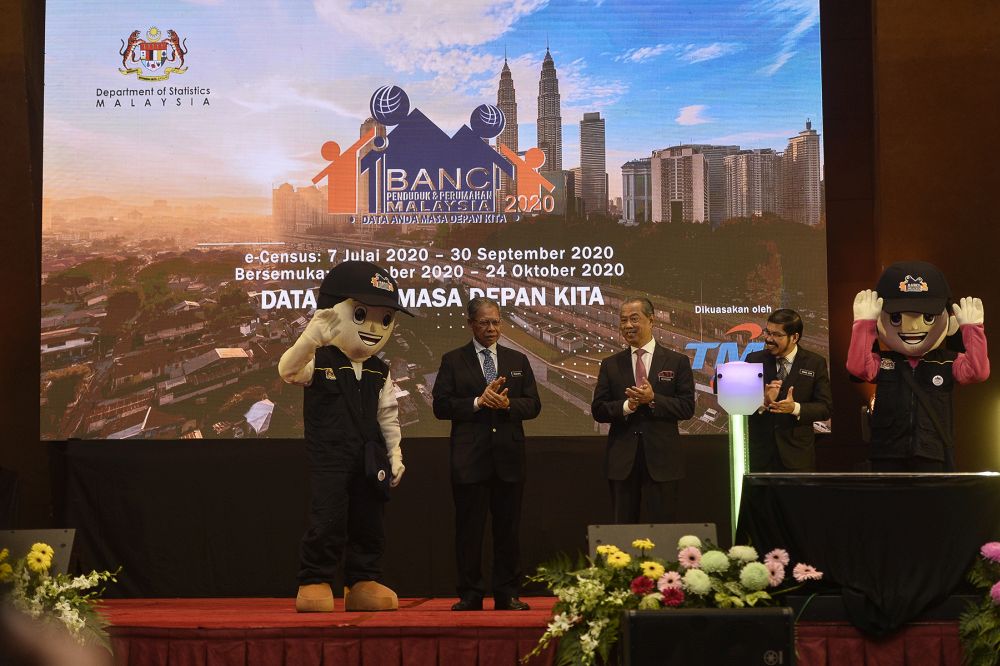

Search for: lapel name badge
xmin=658 ymin=370 xmax=675 ymax=381
xmin=511 ymin=370 xmax=523 ymax=377
xmin=798 ymin=368 xmax=815 ymax=377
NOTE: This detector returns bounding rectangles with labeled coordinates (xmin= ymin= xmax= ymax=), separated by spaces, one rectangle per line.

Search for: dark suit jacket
xmin=432 ymin=342 xmax=541 ymax=484
xmin=746 ymin=346 xmax=833 ymax=471
xmin=591 ymin=342 xmax=696 ymax=482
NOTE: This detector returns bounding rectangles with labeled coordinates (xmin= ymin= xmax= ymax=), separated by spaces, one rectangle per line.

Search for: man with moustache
xmin=432 ymin=297 xmax=541 ymax=611
xmin=746 ymin=309 xmax=833 ymax=472
xmin=592 ymin=297 xmax=695 ymax=523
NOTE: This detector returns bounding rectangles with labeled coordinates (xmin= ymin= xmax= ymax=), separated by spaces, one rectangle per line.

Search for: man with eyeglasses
xmin=432 ymin=297 xmax=541 ymax=611
xmin=746 ymin=309 xmax=833 ymax=472
xmin=592 ymin=297 xmax=695 ymax=523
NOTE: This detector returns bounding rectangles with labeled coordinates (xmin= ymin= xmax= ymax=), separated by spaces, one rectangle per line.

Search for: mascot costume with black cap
xmin=847 ymin=261 xmax=990 ymax=471
xmin=278 ymin=261 xmax=413 ymax=612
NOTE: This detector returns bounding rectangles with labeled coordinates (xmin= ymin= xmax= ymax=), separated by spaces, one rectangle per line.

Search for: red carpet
xmin=101 ymin=598 xmax=962 ymax=666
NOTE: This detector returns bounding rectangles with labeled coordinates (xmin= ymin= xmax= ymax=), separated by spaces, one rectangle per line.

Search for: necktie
xmin=777 ymin=358 xmax=789 ymax=380
xmin=481 ymin=348 xmax=497 ymax=383
xmin=634 ymin=348 xmax=648 ymax=386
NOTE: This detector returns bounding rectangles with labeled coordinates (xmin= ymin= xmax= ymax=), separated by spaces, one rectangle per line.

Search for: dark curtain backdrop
xmin=63 ymin=437 xmax=730 ymax=598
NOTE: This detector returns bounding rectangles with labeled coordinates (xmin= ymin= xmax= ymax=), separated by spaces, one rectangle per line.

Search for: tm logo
xmin=686 ymin=323 xmax=765 ymax=370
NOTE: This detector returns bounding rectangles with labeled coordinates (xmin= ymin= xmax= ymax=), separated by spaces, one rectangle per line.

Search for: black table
xmin=736 ymin=473 xmax=1000 ymax=635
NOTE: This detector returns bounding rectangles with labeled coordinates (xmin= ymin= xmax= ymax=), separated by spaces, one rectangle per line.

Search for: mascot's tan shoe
xmin=295 ymin=583 xmax=335 ymax=612
xmin=344 ymin=581 xmax=399 ymax=611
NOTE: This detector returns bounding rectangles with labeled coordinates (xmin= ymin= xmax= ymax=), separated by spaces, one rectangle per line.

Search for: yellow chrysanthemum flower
xmin=606 ymin=551 xmax=632 ymax=568
xmin=632 ymin=538 xmax=655 ymax=551
xmin=641 ymin=561 xmax=665 ymax=580
xmin=0 ymin=547 xmax=8 ymax=562
xmin=596 ymin=544 xmax=621 ymax=556
xmin=26 ymin=551 xmax=51 ymax=573
xmin=31 ymin=543 xmax=55 ymax=559
xmin=0 ymin=562 xmax=12 ymax=581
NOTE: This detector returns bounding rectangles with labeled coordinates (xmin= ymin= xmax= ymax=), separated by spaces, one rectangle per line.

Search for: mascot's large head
xmin=317 ymin=261 xmax=413 ymax=362
xmin=875 ymin=261 xmax=958 ymax=357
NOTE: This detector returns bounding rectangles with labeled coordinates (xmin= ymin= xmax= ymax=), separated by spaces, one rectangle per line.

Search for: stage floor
xmin=102 ymin=596 xmax=558 ymax=629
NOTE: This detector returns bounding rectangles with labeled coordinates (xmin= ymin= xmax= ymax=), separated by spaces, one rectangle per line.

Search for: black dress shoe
xmin=494 ymin=597 xmax=530 ymax=611
xmin=451 ymin=597 xmax=483 ymax=611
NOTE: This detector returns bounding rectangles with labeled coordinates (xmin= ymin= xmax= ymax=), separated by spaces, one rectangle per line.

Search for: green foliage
xmin=959 ymin=545 xmax=1000 ymax=666
xmin=524 ymin=537 xmax=822 ymax=666
xmin=0 ymin=544 xmax=118 ymax=651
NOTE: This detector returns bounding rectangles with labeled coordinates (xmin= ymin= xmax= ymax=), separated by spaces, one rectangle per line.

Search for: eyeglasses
xmin=762 ymin=329 xmax=788 ymax=339
xmin=473 ymin=318 xmax=501 ymax=328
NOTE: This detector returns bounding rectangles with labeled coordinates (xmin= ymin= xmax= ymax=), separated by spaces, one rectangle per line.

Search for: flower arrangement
xmin=526 ymin=535 xmax=823 ymax=666
xmin=0 ymin=543 xmax=118 ymax=649
xmin=958 ymin=541 xmax=1000 ymax=666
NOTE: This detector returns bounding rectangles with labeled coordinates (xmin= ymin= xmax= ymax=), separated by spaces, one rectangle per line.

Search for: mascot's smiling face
xmin=331 ymin=297 xmax=397 ymax=362
xmin=877 ymin=308 xmax=957 ymax=357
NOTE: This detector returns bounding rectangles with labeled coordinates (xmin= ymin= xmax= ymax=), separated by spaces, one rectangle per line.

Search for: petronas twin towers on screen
xmin=496 ymin=47 xmax=563 ymax=173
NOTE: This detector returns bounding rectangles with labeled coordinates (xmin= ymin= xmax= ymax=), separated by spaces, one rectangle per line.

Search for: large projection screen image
xmin=41 ymin=0 xmax=827 ymax=440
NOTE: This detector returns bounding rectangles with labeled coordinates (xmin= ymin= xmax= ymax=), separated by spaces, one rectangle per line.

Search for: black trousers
xmin=452 ymin=474 xmax=524 ymax=601
xmin=610 ymin=439 xmax=678 ymax=524
xmin=298 ymin=438 xmax=385 ymax=586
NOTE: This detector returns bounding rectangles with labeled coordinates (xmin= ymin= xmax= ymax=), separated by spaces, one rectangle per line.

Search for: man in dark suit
xmin=432 ymin=297 xmax=541 ymax=611
xmin=746 ymin=308 xmax=833 ymax=472
xmin=591 ymin=297 xmax=696 ymax=523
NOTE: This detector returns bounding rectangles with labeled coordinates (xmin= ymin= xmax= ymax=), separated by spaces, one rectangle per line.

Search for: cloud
xmin=614 ymin=44 xmax=673 ymax=63
xmin=675 ymin=105 xmax=711 ymax=126
xmin=756 ymin=0 xmax=819 ymax=75
xmin=705 ymin=129 xmax=796 ymax=146
xmin=312 ymin=0 xmax=559 ymax=127
xmin=758 ymin=51 xmax=794 ymax=76
xmin=313 ymin=0 xmax=548 ymax=51
xmin=680 ymin=42 xmax=740 ymax=64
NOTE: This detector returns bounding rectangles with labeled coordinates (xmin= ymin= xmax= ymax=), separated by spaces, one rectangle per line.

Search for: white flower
xmin=727 ymin=545 xmax=759 ymax=563
xmin=546 ymin=613 xmax=575 ymax=637
xmin=682 ymin=568 xmax=712 ymax=595
xmin=677 ymin=535 xmax=702 ymax=550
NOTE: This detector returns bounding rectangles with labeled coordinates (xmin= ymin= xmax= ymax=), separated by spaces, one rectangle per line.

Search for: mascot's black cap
xmin=876 ymin=261 xmax=952 ymax=315
xmin=318 ymin=261 xmax=414 ymax=315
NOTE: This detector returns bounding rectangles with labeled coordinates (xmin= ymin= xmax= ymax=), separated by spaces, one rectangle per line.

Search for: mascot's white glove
xmin=853 ymin=289 xmax=883 ymax=321
xmin=277 ymin=308 xmax=341 ymax=385
xmin=952 ymin=296 xmax=985 ymax=326
xmin=389 ymin=451 xmax=405 ymax=487
xmin=301 ymin=308 xmax=340 ymax=347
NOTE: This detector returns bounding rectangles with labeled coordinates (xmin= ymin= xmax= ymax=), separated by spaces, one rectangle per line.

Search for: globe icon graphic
xmin=370 ymin=85 xmax=410 ymax=126
xmin=470 ymin=104 xmax=505 ymax=139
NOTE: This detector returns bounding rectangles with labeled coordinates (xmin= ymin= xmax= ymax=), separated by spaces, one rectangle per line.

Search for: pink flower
xmin=678 ymin=546 xmax=702 ymax=569
xmin=631 ymin=575 xmax=655 ymax=596
xmin=991 ymin=581 xmax=1000 ymax=606
xmin=657 ymin=571 xmax=683 ymax=591
xmin=661 ymin=587 xmax=685 ymax=607
xmin=765 ymin=549 xmax=790 ymax=566
xmin=766 ymin=560 xmax=785 ymax=587
xmin=793 ymin=563 xmax=823 ymax=582
xmin=981 ymin=542 xmax=1000 ymax=563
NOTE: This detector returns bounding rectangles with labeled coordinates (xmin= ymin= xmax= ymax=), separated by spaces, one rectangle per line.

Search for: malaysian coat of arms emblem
xmin=120 ymin=26 xmax=188 ymax=81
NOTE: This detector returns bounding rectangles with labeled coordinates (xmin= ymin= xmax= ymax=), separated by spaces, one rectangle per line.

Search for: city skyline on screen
xmin=44 ymin=0 xmax=822 ymax=203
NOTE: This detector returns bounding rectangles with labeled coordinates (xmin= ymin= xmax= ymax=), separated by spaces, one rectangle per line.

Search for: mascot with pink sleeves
xmin=848 ymin=261 xmax=989 ymax=472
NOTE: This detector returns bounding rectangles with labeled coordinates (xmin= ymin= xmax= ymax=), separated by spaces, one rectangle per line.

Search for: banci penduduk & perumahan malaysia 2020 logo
xmin=312 ymin=85 xmax=557 ymax=225
xmin=96 ymin=26 xmax=210 ymax=108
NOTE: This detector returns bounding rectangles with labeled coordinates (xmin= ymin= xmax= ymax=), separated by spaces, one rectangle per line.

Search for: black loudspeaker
xmin=0 ymin=529 xmax=76 ymax=575
xmin=621 ymin=607 xmax=795 ymax=665
xmin=587 ymin=523 xmax=717 ymax=559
